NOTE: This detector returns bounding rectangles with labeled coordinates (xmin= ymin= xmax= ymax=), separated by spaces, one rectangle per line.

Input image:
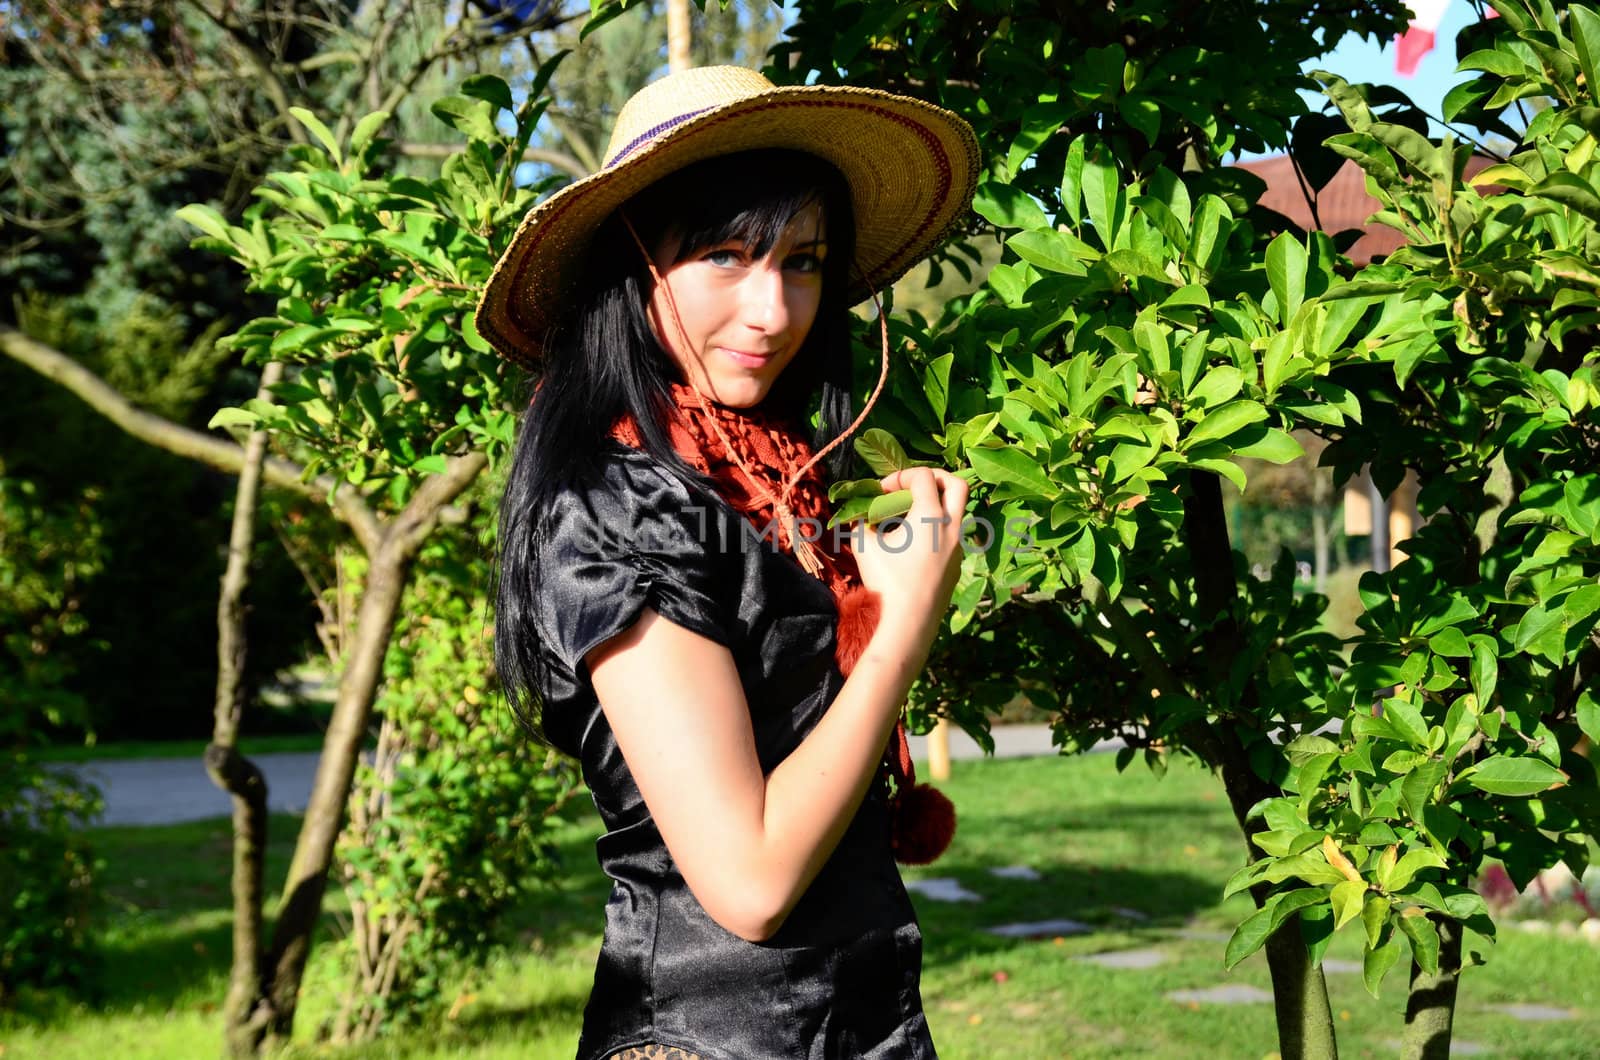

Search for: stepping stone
xmin=1111 ymin=906 xmax=1149 ymax=922
xmin=903 ymin=877 xmax=983 ymax=903
xmin=1488 ymin=1003 xmax=1574 ymax=1022
xmin=1382 ymin=1039 xmax=1490 ymax=1055
xmin=1166 ymin=984 xmax=1272 ymax=1005
xmin=985 ymin=918 xmax=1092 ymax=939
xmin=1320 ymin=958 xmax=1362 ymax=975
xmin=1174 ymin=927 xmax=1231 ymax=942
xmin=1076 ymin=947 xmax=1169 ymax=970
xmin=988 ymin=864 xmax=1043 ymax=881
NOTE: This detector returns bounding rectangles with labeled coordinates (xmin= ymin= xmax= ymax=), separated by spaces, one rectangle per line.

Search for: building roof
xmin=1234 ymin=154 xmax=1498 ymax=264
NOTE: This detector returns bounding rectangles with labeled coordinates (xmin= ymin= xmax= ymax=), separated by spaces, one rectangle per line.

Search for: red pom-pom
xmin=890 ymin=783 xmax=957 ymax=865
xmin=834 ymin=585 xmax=881 ymax=677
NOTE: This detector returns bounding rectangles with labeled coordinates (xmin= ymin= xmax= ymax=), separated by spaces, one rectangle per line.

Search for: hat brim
xmin=476 ymin=84 xmax=980 ymax=366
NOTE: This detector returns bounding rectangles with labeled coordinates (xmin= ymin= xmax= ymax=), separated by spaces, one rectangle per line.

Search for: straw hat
xmin=475 ymin=66 xmax=980 ymax=364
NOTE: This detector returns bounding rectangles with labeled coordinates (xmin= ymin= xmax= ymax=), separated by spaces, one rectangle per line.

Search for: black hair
xmin=495 ymin=148 xmax=859 ymax=741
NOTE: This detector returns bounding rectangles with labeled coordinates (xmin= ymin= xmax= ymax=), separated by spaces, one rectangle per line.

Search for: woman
xmin=478 ymin=66 xmax=979 ymax=1060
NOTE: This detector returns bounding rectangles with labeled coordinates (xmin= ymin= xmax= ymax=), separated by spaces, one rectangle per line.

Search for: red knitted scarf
xmin=610 ymin=382 xmax=954 ymax=864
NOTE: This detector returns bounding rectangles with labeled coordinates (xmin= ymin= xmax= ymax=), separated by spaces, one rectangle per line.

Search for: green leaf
xmin=350 ymin=111 xmax=392 ymax=156
xmin=1190 ymin=457 xmax=1247 ymax=492
xmin=1457 ymin=48 xmax=1531 ymax=78
xmin=430 ymin=96 xmax=500 ymax=143
xmin=924 ymin=353 xmax=954 ymax=423
xmin=865 ymin=490 xmax=914 ymax=525
xmin=176 ymin=204 xmax=233 ymax=244
xmin=1387 ymin=849 xmax=1447 ymax=893
xmin=1532 ymin=172 xmax=1600 ymax=223
xmin=1331 ymin=879 xmax=1367 ymax=931
xmin=461 ymin=74 xmax=515 ymax=114
xmin=1362 ymin=895 xmax=1389 ymax=949
xmin=1363 ymin=931 xmax=1403 ymax=997
xmin=1577 ymin=690 xmax=1600 ymax=745
xmin=855 ymin=428 xmax=912 ymax=476
xmin=1225 ymin=888 xmax=1326 ymax=969
xmin=1381 ymin=749 xmax=1430 ymax=774
xmin=1285 ymin=734 xmax=1342 ymax=765
xmin=1008 ymin=229 xmax=1096 ymax=274
xmin=1369 ymin=122 xmax=1446 ymax=182
xmin=1469 ymin=634 xmax=1499 ymax=707
xmin=1231 ymin=429 xmax=1304 ymax=464
xmin=1398 ymin=913 xmax=1440 ymax=975
xmin=1513 ymin=602 xmax=1567 ymax=659
xmin=208 ymin=407 xmax=260 ymax=430
xmin=1183 ymin=400 xmax=1268 ymax=449
xmin=1382 ymin=696 xmax=1429 ymax=749
xmin=1266 ymin=232 xmax=1308 ymax=323
xmin=1401 ymin=760 xmax=1446 ymax=823
xmin=1463 ymin=755 xmax=1567 ymax=797
xmin=974 ymin=182 xmax=1049 ymax=230
xmin=968 ymin=447 xmax=1056 ymax=497
xmin=1428 ymin=627 xmax=1472 ymax=657
xmin=1571 ymin=6 xmax=1600 ymax=107
xmin=1118 ymin=93 xmax=1161 ymax=144
xmin=1081 ymin=144 xmax=1123 ymax=249
xmin=290 ymin=107 xmax=342 ymax=163
xmin=1060 ymin=136 xmax=1087 ymax=226
xmin=1187 ymin=365 xmax=1244 ymax=408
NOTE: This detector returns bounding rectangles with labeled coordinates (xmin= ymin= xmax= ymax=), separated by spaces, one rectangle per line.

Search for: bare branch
xmin=397 ymin=141 xmax=590 ymax=180
xmin=0 ymin=324 xmax=383 ymax=551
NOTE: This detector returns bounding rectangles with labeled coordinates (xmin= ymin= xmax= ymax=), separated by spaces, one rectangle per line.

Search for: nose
xmin=738 ymin=260 xmax=790 ymax=337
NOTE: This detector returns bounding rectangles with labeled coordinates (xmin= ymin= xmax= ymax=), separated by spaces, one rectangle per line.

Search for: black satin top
xmin=531 ymin=441 xmax=935 ymax=1060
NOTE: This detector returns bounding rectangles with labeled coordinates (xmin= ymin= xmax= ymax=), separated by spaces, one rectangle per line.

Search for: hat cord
xmin=621 ymin=215 xmax=892 ymax=580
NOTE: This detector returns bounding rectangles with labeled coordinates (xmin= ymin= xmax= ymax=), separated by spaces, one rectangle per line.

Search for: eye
xmin=701 ymin=247 xmax=744 ymax=268
xmin=785 ymin=252 xmax=824 ymax=274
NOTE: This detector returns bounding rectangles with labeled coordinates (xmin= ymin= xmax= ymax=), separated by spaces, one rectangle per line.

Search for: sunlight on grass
xmin=5 ymin=753 xmax=1599 ymax=1059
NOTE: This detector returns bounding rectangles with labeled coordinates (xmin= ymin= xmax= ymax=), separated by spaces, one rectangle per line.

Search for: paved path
xmin=66 ymin=724 xmax=1099 ymax=828
xmin=64 ymin=753 xmax=322 ymax=827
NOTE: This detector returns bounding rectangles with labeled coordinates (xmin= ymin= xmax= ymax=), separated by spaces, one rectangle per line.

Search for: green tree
xmin=761 ymin=1 xmax=1599 ymax=1058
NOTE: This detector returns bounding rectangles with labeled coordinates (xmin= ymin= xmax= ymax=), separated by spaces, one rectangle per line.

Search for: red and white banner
xmin=1394 ymin=0 xmax=1501 ymax=76
xmin=1395 ymin=0 xmax=1452 ymax=76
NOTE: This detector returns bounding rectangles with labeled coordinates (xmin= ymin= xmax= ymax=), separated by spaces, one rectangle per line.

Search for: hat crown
xmin=603 ymin=66 xmax=776 ymax=168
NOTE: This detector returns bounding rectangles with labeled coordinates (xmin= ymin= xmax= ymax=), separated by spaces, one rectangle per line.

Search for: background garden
xmin=4 ymin=0 xmax=1599 ymax=1057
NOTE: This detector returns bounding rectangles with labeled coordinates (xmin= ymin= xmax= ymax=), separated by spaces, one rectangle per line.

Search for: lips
xmin=720 ymin=347 xmax=779 ymax=368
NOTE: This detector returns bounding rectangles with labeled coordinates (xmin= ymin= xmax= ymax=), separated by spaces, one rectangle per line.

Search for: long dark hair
xmin=495 ymin=148 xmax=859 ymax=739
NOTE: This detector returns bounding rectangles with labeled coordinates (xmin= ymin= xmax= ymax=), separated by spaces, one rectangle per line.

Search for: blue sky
xmin=1302 ymin=1 xmax=1485 ymax=127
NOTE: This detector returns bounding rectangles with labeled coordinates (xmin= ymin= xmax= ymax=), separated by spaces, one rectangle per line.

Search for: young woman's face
xmin=647 ymin=201 xmax=827 ymax=408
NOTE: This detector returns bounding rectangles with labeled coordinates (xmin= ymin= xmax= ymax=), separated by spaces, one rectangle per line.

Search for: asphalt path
xmin=64 ymin=724 xmax=1110 ymax=827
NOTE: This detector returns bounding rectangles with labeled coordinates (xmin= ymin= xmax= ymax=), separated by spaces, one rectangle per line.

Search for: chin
xmin=705 ymin=375 xmax=776 ymax=409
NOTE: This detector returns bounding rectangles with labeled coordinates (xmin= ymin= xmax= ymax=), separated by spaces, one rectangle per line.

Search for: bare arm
xmin=587 ymin=468 xmax=967 ymax=942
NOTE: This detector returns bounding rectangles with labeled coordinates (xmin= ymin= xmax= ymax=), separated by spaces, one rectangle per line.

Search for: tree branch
xmin=0 ymin=325 xmax=382 ymax=551
xmin=396 ymin=141 xmax=590 ymax=180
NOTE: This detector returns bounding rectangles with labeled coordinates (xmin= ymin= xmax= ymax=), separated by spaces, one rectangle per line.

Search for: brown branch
xmin=397 ymin=141 xmax=590 ymax=181
xmin=180 ymin=0 xmax=309 ymax=146
xmin=0 ymin=325 xmax=383 ymax=551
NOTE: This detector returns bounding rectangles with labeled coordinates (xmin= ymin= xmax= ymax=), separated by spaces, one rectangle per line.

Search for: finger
xmin=936 ymin=470 xmax=969 ymax=524
xmin=901 ymin=467 xmax=939 ymax=519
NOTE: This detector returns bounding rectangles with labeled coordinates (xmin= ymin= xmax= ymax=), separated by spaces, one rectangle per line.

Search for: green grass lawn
xmin=5 ymin=753 xmax=1599 ymax=1059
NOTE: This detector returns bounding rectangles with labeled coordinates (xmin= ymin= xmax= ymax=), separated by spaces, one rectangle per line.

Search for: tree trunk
xmin=667 ymin=0 xmax=692 ymax=72
xmin=204 ymin=362 xmax=281 ymax=1057
xmin=1264 ymin=926 xmax=1339 ymax=1060
xmin=1183 ymin=470 xmax=1339 ymax=1060
xmin=255 ymin=454 xmax=486 ymax=1049
xmin=1401 ymin=919 xmax=1463 ymax=1060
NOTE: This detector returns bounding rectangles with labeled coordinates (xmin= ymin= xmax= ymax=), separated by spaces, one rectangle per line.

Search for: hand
xmin=851 ymin=466 xmax=969 ymax=648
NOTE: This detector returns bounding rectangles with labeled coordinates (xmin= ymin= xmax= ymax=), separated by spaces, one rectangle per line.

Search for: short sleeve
xmin=534 ymin=459 xmax=733 ymax=676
